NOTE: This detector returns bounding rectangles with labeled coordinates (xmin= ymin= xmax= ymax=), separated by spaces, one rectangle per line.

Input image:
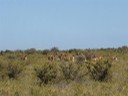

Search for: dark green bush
xmin=0 ymin=59 xmax=23 ymax=80
xmin=68 ymin=49 xmax=80 ymax=54
xmin=7 ymin=63 xmax=22 ymax=79
xmin=25 ymin=48 xmax=37 ymax=54
xmin=87 ymin=60 xmax=112 ymax=81
xmin=42 ymin=49 xmax=50 ymax=55
xmin=5 ymin=50 xmax=13 ymax=53
xmin=35 ymin=62 xmax=62 ymax=84
xmin=60 ymin=62 xmax=78 ymax=81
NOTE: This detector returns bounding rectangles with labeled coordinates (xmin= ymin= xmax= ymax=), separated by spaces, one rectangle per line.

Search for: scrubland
xmin=0 ymin=46 xmax=128 ymax=96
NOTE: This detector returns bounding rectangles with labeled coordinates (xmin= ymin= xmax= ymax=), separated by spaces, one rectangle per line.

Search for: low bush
xmin=87 ymin=60 xmax=112 ymax=81
xmin=61 ymin=62 xmax=78 ymax=81
xmin=25 ymin=48 xmax=37 ymax=54
xmin=35 ymin=61 xmax=62 ymax=84
xmin=42 ymin=49 xmax=50 ymax=55
xmin=7 ymin=62 xmax=22 ymax=79
xmin=0 ymin=59 xmax=23 ymax=80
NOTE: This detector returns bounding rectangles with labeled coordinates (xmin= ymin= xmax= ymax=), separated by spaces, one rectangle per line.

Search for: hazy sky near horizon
xmin=0 ymin=0 xmax=128 ymax=50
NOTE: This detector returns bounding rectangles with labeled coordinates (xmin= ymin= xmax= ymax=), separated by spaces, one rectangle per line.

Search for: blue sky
xmin=0 ymin=0 xmax=128 ymax=50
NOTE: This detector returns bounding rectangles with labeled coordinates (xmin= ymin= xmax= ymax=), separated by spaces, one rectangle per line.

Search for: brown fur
xmin=21 ymin=55 xmax=27 ymax=61
xmin=48 ymin=55 xmax=54 ymax=61
xmin=58 ymin=53 xmax=75 ymax=62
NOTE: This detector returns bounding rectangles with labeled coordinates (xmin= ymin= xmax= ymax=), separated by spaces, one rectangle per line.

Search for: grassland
xmin=0 ymin=47 xmax=128 ymax=96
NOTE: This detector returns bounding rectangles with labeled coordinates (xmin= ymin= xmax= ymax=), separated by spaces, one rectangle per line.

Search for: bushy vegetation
xmin=87 ymin=60 xmax=112 ymax=81
xmin=0 ymin=57 xmax=24 ymax=80
xmin=0 ymin=46 xmax=128 ymax=96
xmin=35 ymin=61 xmax=62 ymax=85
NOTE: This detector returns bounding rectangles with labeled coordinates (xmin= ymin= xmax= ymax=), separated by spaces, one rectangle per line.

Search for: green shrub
xmin=35 ymin=62 xmax=62 ymax=84
xmin=87 ymin=60 xmax=112 ymax=81
xmin=25 ymin=48 xmax=37 ymax=54
xmin=42 ymin=49 xmax=50 ymax=55
xmin=7 ymin=63 xmax=22 ymax=79
xmin=0 ymin=59 xmax=23 ymax=80
xmin=61 ymin=62 xmax=78 ymax=81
